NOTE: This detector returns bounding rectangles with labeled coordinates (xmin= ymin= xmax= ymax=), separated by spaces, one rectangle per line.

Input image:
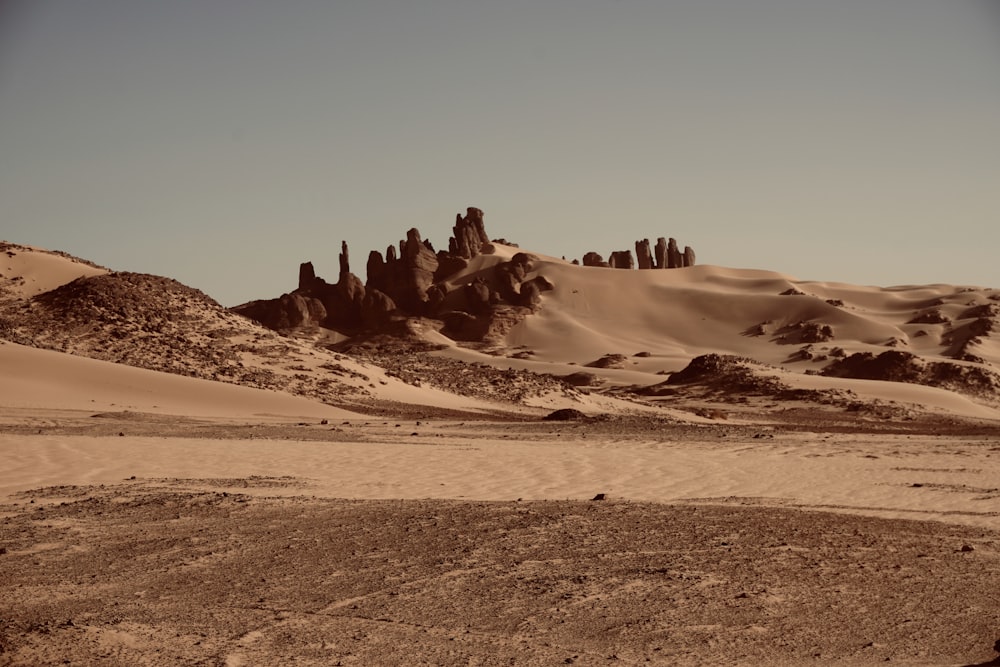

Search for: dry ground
xmin=3 ymin=484 xmax=1000 ymax=666
xmin=3 ymin=414 xmax=1000 ymax=666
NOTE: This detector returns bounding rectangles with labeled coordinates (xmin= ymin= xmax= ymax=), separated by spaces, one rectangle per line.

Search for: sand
xmin=3 ymin=241 xmax=1000 ymax=665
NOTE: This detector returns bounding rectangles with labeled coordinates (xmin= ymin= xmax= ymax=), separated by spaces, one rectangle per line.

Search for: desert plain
xmin=2 ymin=231 xmax=1000 ymax=666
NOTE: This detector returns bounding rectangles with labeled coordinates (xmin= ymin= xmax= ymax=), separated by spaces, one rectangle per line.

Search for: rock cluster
xmin=583 ymin=237 xmax=696 ymax=271
xmin=234 ymin=207 xmax=553 ymax=342
xmin=823 ymin=350 xmax=1000 ymax=398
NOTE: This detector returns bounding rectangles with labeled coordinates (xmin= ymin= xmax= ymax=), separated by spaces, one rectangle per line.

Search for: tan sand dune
xmin=506 ymin=257 xmax=998 ymax=369
xmin=0 ymin=340 xmax=358 ymax=419
xmin=0 ymin=242 xmax=108 ymax=297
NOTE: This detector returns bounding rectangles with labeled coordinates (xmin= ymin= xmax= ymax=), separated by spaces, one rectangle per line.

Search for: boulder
xmin=582 ymin=252 xmax=608 ymax=268
xmin=543 ymin=408 xmax=588 ymax=421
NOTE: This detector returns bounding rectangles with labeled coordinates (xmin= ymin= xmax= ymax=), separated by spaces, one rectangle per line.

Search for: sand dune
xmin=0 ymin=340 xmax=358 ymax=419
xmin=505 ymin=255 xmax=998 ymax=370
xmin=0 ymin=242 xmax=107 ymax=297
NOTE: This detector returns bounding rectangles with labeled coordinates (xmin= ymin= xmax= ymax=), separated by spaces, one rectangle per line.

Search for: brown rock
xmin=426 ymin=284 xmax=448 ymax=312
xmin=582 ymin=252 xmax=608 ymax=268
xmin=361 ymin=289 xmax=396 ymax=329
xmin=609 ymin=251 xmax=634 ymax=270
xmin=683 ymin=245 xmax=696 ymax=268
xmin=434 ymin=253 xmax=469 ymax=282
xmin=235 ymin=293 xmax=326 ymax=331
xmin=366 ymin=250 xmax=387 ymax=290
xmin=298 ymin=262 xmax=317 ymax=291
xmin=521 ymin=280 xmax=542 ymax=306
xmin=339 ymin=241 xmax=351 ymax=276
xmin=511 ymin=252 xmax=535 ymax=270
xmin=635 ymin=239 xmax=653 ymax=270
xmin=667 ymin=238 xmax=682 ymax=269
xmin=464 ymin=278 xmax=492 ymax=315
xmin=496 ymin=267 xmax=523 ymax=303
xmin=449 ymin=207 xmax=491 ymax=259
xmin=654 ymin=238 xmax=667 ymax=269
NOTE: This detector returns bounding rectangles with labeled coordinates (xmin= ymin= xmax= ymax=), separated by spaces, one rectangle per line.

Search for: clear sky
xmin=2 ymin=1 xmax=998 ymax=306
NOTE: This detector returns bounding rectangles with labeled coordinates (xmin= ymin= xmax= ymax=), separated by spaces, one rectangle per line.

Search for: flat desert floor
xmin=3 ymin=411 xmax=1000 ymax=666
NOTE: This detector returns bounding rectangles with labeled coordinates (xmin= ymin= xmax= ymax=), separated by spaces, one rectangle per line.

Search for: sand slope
xmin=0 ymin=341 xmax=357 ymax=419
xmin=424 ymin=247 xmax=1000 ymax=416
xmin=0 ymin=242 xmax=107 ymax=297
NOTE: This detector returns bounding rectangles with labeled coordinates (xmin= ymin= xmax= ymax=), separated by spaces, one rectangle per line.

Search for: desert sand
xmin=2 ymin=241 xmax=1000 ymax=665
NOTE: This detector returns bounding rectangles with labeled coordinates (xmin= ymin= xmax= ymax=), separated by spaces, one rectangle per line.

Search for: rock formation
xmin=683 ymin=245 xmax=696 ymax=268
xmin=609 ymin=251 xmax=634 ymax=270
xmin=635 ymin=240 xmax=653 ymax=270
xmin=654 ymin=238 xmax=667 ymax=269
xmin=449 ymin=207 xmax=490 ymax=260
xmin=667 ymin=238 xmax=682 ymax=269
xmin=582 ymin=236 xmax=695 ymax=271
xmin=236 ymin=206 xmax=694 ymax=342
xmin=235 ymin=207 xmax=553 ymax=342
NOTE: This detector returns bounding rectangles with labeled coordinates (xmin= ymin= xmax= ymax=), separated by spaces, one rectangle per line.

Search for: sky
xmin=1 ymin=1 xmax=998 ymax=306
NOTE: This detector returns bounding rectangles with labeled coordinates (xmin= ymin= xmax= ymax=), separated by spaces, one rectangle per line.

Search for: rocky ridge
xmin=0 ymin=270 xmax=407 ymax=413
xmin=234 ymin=208 xmax=555 ymax=343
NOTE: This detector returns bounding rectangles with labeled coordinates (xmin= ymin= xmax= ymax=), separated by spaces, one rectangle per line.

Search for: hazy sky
xmin=2 ymin=1 xmax=998 ymax=306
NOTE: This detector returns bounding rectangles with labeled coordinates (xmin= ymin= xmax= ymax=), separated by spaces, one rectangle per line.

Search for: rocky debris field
xmin=338 ymin=335 xmax=583 ymax=406
xmin=2 ymin=484 xmax=999 ymax=666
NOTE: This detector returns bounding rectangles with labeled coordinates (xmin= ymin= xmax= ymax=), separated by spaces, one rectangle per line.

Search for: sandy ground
xmin=3 ymin=413 xmax=1000 ymax=666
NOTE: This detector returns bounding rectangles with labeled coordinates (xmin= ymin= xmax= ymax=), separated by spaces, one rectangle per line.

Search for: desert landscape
xmin=2 ymin=215 xmax=1000 ymax=666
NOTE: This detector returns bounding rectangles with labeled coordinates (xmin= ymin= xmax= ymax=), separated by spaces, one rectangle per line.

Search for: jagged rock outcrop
xmin=240 ymin=241 xmax=367 ymax=333
xmin=586 ymin=237 xmax=695 ymax=270
xmin=398 ymin=228 xmax=439 ymax=311
xmin=449 ymin=207 xmax=490 ymax=260
xmin=365 ymin=228 xmax=440 ymax=315
xmin=239 ymin=206 xmax=710 ymax=343
xmin=235 ymin=207 xmax=558 ymax=343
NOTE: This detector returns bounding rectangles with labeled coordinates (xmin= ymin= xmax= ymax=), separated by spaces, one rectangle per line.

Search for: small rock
xmin=591 ymin=493 xmax=606 ymax=501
